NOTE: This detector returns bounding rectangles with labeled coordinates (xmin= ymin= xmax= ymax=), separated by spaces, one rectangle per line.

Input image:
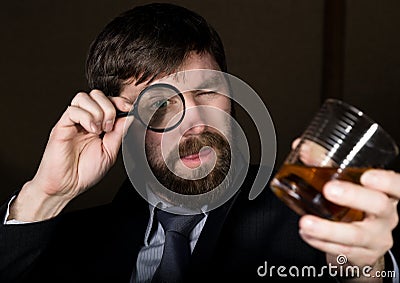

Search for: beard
xmin=145 ymin=131 xmax=232 ymax=196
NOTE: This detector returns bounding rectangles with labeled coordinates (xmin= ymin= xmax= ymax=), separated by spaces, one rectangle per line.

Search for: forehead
xmin=119 ymin=52 xmax=221 ymax=102
xmin=154 ymin=69 xmax=228 ymax=93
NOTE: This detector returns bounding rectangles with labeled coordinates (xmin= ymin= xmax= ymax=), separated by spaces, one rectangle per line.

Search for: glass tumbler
xmin=270 ymin=99 xmax=399 ymax=222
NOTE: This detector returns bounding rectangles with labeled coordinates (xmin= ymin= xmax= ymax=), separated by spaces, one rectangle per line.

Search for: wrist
xmin=8 ymin=181 xmax=72 ymax=222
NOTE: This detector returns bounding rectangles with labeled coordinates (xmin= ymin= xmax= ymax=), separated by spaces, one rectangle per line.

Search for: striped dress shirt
xmin=131 ymin=203 xmax=208 ymax=282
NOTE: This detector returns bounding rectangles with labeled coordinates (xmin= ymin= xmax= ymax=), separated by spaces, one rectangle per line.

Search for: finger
xmin=89 ymin=90 xmax=116 ymax=132
xmin=361 ymin=169 xmax=400 ymax=199
xmin=109 ymin=96 xmax=133 ymax=113
xmin=299 ymin=215 xmax=372 ymax=248
xmin=109 ymin=96 xmax=135 ymax=133
xmin=102 ymin=113 xmax=134 ymax=161
xmin=299 ymin=231 xmax=379 ymax=267
xmin=297 ymin=140 xmax=335 ymax=167
xmin=323 ymin=180 xmax=394 ymax=218
xmin=71 ymin=92 xmax=104 ymax=130
xmin=101 ymin=119 xmax=126 ymax=160
xmin=101 ymin=97 xmax=135 ymax=160
xmin=58 ymin=106 xmax=99 ymax=134
xmin=291 ymin=138 xmax=301 ymax=149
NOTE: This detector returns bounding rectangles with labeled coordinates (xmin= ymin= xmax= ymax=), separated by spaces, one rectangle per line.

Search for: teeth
xmin=181 ymin=148 xmax=212 ymax=159
xmin=183 ymin=153 xmax=199 ymax=159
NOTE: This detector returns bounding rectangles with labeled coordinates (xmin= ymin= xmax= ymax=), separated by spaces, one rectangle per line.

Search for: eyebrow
xmin=192 ymin=75 xmax=226 ymax=91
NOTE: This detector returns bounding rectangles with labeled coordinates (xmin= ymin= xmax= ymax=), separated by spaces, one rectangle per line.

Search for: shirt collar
xmin=143 ymin=187 xmax=208 ymax=246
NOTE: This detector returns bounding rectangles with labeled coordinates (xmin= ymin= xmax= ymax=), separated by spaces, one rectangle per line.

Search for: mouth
xmin=180 ymin=147 xmax=213 ymax=168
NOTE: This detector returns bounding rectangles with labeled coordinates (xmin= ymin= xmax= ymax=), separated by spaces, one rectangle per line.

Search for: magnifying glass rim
xmin=133 ymin=82 xmax=186 ymax=133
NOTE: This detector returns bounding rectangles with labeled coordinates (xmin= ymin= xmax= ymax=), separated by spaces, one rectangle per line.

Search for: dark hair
xmin=85 ymin=3 xmax=227 ymax=96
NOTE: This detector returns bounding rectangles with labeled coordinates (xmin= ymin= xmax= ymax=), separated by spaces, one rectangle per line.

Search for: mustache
xmin=157 ymin=130 xmax=232 ymax=196
xmin=180 ymin=131 xmax=227 ymax=156
xmin=166 ymin=131 xmax=229 ymax=164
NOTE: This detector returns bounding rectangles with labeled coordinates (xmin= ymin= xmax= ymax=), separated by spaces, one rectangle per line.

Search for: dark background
xmin=1 ymin=0 xmax=399 ymax=211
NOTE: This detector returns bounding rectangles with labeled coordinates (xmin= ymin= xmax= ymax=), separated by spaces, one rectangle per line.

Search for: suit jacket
xmin=0 ymin=165 xmax=397 ymax=283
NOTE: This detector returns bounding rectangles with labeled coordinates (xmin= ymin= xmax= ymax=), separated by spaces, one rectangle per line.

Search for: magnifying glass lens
xmin=137 ymin=84 xmax=184 ymax=132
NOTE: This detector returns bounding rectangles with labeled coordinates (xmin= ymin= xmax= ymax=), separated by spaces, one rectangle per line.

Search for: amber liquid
xmin=271 ymin=164 xmax=366 ymax=222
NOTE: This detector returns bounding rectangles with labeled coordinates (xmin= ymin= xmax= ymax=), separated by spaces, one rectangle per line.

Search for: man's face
xmin=120 ymin=52 xmax=232 ymax=196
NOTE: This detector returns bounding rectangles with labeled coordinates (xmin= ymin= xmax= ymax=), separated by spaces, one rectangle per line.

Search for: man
xmin=0 ymin=3 xmax=399 ymax=283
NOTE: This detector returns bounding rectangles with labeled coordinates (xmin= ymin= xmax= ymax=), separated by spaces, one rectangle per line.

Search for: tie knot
xmin=156 ymin=209 xmax=205 ymax=237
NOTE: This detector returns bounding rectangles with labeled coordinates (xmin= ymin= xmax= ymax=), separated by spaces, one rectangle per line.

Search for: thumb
xmin=292 ymin=138 xmax=301 ymax=149
xmin=102 ymin=96 xmax=134 ymax=160
xmin=102 ymin=118 xmax=132 ymax=159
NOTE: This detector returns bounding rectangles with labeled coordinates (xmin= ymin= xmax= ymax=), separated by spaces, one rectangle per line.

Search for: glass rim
xmin=323 ymin=98 xmax=399 ymax=156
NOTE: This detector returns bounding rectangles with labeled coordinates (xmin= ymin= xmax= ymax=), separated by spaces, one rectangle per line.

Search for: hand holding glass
xmin=271 ymin=99 xmax=399 ymax=222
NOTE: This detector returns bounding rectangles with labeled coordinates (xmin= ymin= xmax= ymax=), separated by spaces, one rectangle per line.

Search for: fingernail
xmin=325 ymin=181 xmax=344 ymax=197
xmin=123 ymin=100 xmax=133 ymax=111
xmin=95 ymin=122 xmax=102 ymax=132
xmin=301 ymin=216 xmax=315 ymax=229
xmin=104 ymin=120 xmax=114 ymax=132
xmin=361 ymin=170 xmax=379 ymax=186
xmin=90 ymin=122 xmax=98 ymax=133
xmin=303 ymin=218 xmax=314 ymax=227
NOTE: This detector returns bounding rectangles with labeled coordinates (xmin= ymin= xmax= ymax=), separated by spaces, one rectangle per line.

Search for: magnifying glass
xmin=116 ymin=83 xmax=185 ymax=133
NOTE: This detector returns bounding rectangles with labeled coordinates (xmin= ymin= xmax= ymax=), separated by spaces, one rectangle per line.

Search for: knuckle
xmin=385 ymin=237 xmax=394 ymax=251
xmin=105 ymin=106 xmax=116 ymax=119
xmin=73 ymin=92 xmax=88 ymax=102
xmin=65 ymin=105 xmax=76 ymax=116
xmin=386 ymin=170 xmax=397 ymax=177
xmin=92 ymin=111 xmax=104 ymax=122
xmin=338 ymin=245 xmax=352 ymax=257
xmin=353 ymin=228 xmax=366 ymax=246
xmin=378 ymin=236 xmax=393 ymax=254
xmin=381 ymin=170 xmax=397 ymax=188
xmin=89 ymin=89 xmax=104 ymax=97
xmin=87 ymin=107 xmax=103 ymax=122
xmin=364 ymin=254 xmax=379 ymax=267
xmin=49 ymin=124 xmax=60 ymax=139
xmin=70 ymin=92 xmax=88 ymax=107
xmin=392 ymin=212 xmax=399 ymax=229
xmin=67 ymin=105 xmax=92 ymax=122
xmin=373 ymin=196 xmax=390 ymax=216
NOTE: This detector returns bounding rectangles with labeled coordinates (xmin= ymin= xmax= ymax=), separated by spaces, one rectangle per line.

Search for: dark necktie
xmin=151 ymin=209 xmax=205 ymax=283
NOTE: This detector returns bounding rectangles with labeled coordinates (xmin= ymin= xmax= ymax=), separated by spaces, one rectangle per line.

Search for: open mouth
xmin=180 ymin=147 xmax=213 ymax=168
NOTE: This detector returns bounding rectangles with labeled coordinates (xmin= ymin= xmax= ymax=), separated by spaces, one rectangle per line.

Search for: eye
xmin=150 ymin=99 xmax=170 ymax=109
xmin=192 ymin=89 xmax=229 ymax=106
xmin=197 ymin=90 xmax=218 ymax=96
xmin=196 ymin=90 xmax=224 ymax=101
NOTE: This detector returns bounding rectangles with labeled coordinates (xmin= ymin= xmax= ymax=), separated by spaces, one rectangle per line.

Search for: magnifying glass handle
xmin=116 ymin=109 xmax=135 ymax=118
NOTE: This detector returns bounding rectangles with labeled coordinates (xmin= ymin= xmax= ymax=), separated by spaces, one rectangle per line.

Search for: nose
xmin=179 ymin=93 xmax=206 ymax=136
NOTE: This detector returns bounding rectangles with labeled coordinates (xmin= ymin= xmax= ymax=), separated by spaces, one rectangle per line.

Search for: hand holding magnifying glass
xmin=10 ymin=84 xmax=185 ymax=223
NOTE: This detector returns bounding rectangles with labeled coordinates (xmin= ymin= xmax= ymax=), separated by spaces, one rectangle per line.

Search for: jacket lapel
xmin=188 ymin=164 xmax=259 ymax=277
xmin=189 ymin=189 xmax=241 ymax=273
xmin=106 ymin=178 xmax=150 ymax=281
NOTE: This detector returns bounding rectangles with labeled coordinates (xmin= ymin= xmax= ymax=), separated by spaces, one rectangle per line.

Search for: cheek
xmin=213 ymin=96 xmax=231 ymax=113
xmin=206 ymin=98 xmax=232 ymax=131
xmin=145 ymin=132 xmax=176 ymax=161
xmin=145 ymin=132 xmax=160 ymax=157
